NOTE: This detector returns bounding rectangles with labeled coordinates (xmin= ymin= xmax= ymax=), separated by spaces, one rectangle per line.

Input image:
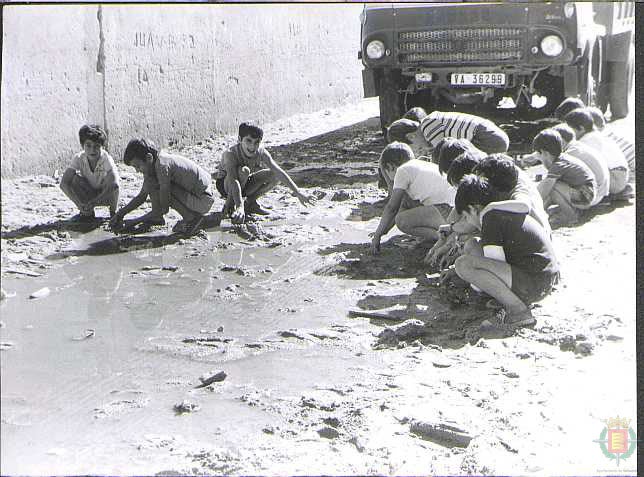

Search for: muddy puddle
xmin=1 ymin=100 xmax=636 ymax=475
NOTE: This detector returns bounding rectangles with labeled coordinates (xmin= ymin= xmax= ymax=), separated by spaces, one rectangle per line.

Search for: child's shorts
xmin=608 ymin=167 xmax=629 ymax=195
xmin=511 ymin=267 xmax=559 ymax=304
xmin=69 ymin=173 xmax=118 ymax=207
xmin=215 ymin=175 xmax=258 ymax=198
xmin=471 ymin=126 xmax=509 ymax=154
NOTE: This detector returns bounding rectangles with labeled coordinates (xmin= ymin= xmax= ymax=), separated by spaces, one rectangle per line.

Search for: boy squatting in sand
xmin=371 ymin=142 xmax=455 ymax=253
xmin=453 ymin=175 xmax=559 ymax=331
xmin=213 ymin=122 xmax=314 ymax=223
xmin=60 ymin=124 xmax=120 ymax=221
xmin=109 ymin=138 xmax=214 ymax=236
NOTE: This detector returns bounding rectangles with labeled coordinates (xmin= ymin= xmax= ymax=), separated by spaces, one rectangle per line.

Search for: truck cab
xmin=359 ymin=1 xmax=634 ymax=129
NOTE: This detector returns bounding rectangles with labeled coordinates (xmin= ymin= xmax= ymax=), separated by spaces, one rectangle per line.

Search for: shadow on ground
xmin=353 ymin=278 xmax=500 ymax=350
xmin=316 ymin=235 xmax=437 ymax=280
xmin=45 ymin=212 xmax=223 ymax=258
xmin=267 ymin=117 xmax=385 ymax=188
xmin=2 ymin=218 xmax=106 ymax=239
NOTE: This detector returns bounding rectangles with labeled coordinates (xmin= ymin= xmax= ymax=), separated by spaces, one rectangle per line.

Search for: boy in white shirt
xmin=60 ymin=124 xmax=120 ymax=221
xmin=371 ymin=142 xmax=455 ymax=253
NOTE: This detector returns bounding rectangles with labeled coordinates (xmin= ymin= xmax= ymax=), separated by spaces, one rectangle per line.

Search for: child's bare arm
xmin=537 ymin=177 xmax=557 ymax=200
xmin=371 ymin=188 xmax=405 ymax=253
xmin=110 ymin=186 xmax=147 ymax=225
xmin=87 ymin=170 xmax=119 ymax=207
xmin=265 ymin=153 xmax=313 ymax=205
xmin=222 ymin=152 xmax=244 ymax=208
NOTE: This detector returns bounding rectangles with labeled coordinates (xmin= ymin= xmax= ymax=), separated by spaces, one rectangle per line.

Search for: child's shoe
xmin=245 ymin=199 xmax=270 ymax=216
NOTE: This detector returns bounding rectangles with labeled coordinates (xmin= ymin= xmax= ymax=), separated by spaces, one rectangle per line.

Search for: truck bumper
xmin=362 ymin=69 xmax=378 ymax=98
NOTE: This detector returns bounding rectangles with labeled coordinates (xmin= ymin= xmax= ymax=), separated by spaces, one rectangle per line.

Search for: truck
xmin=359 ymin=1 xmax=635 ymax=130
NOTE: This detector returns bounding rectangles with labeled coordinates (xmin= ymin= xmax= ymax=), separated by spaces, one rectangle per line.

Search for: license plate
xmin=450 ymin=73 xmax=506 ymax=86
xmin=415 ymin=72 xmax=433 ymax=83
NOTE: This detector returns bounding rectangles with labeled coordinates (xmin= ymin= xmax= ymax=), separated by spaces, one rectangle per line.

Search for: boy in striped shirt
xmin=418 ymin=111 xmax=509 ymax=156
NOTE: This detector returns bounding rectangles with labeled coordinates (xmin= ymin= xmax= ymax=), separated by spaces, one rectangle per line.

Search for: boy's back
xmin=152 ymin=152 xmax=211 ymax=193
xmin=547 ymin=153 xmax=596 ymax=189
xmin=565 ymin=140 xmax=609 ymax=202
xmin=580 ymin=131 xmax=628 ymax=170
xmin=393 ymin=159 xmax=455 ymax=205
xmin=481 ymin=209 xmax=558 ymax=276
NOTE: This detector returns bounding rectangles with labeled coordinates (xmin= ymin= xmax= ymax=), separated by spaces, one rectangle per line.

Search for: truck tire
xmin=594 ymin=38 xmax=609 ymax=113
xmin=579 ymin=48 xmax=596 ymax=107
xmin=378 ymin=72 xmax=404 ymax=133
xmin=608 ymin=45 xmax=634 ymax=120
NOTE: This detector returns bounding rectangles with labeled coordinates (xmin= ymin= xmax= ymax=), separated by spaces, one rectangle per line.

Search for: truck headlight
xmin=540 ymin=35 xmax=564 ymax=57
xmin=564 ymin=2 xmax=575 ymax=18
xmin=366 ymin=40 xmax=386 ymax=60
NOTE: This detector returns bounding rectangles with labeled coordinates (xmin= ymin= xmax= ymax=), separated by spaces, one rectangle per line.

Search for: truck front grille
xmin=398 ymin=27 xmax=525 ymax=64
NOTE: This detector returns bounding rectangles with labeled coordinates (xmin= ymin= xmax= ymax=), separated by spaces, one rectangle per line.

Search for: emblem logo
xmin=594 ymin=416 xmax=638 ymax=466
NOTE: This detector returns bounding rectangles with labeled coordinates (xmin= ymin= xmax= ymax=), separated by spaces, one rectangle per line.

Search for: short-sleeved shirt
xmin=392 ymin=159 xmax=456 ymax=206
xmin=481 ymin=209 xmax=559 ymax=276
xmin=605 ymin=130 xmax=634 ymax=172
xmin=547 ymin=153 xmax=597 ymax=191
xmin=580 ymin=131 xmax=628 ymax=170
xmin=143 ymin=152 xmax=211 ymax=194
xmin=511 ymin=169 xmax=552 ymax=237
xmin=213 ymin=144 xmax=272 ymax=179
xmin=70 ymin=149 xmax=120 ymax=190
xmin=565 ymin=140 xmax=610 ymax=203
xmin=419 ymin=111 xmax=501 ymax=149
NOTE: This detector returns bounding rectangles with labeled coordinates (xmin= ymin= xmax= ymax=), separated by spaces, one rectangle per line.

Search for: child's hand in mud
xmin=439 ymin=266 xmax=457 ymax=286
xmin=109 ymin=212 xmax=124 ymax=231
xmin=369 ymin=232 xmax=381 ymax=255
xmin=295 ymin=191 xmax=315 ymax=207
xmin=424 ymin=240 xmax=448 ymax=266
xmin=231 ymin=205 xmax=245 ymax=224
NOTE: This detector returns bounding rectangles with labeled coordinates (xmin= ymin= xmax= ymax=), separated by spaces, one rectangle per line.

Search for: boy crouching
xmin=110 ymin=138 xmax=214 ymax=236
xmin=60 ymin=124 xmax=120 ymax=221
xmin=453 ymin=175 xmax=559 ymax=331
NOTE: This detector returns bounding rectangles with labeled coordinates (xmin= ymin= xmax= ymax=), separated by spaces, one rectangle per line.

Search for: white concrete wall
xmin=1 ymin=4 xmax=364 ymax=177
xmin=1 ymin=6 xmax=104 ymax=177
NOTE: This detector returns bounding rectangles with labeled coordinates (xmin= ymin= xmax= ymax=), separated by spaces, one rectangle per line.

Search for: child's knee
xmin=455 ymin=255 xmax=472 ymax=278
xmin=238 ymin=166 xmax=251 ymax=182
xmin=463 ymin=237 xmax=481 ymax=255
xmin=395 ymin=212 xmax=409 ymax=232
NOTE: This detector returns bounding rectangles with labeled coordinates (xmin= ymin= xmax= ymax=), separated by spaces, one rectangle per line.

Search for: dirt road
xmin=0 ymin=98 xmax=636 ymax=475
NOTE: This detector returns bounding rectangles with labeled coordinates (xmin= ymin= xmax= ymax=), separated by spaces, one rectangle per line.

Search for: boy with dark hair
xmin=474 ymin=154 xmax=551 ymax=237
xmin=417 ymin=111 xmax=509 ymax=155
xmin=436 ymin=137 xmax=485 ymax=176
xmin=553 ymin=97 xmax=585 ymax=120
xmin=386 ymin=118 xmax=420 ymax=145
xmin=213 ymin=121 xmax=313 ymax=223
xmin=564 ymin=109 xmax=630 ymax=197
xmin=371 ymin=142 xmax=455 ymax=253
xmin=532 ymin=129 xmax=597 ymax=226
xmin=60 ymin=124 xmax=120 ymax=221
xmin=446 ymin=151 xmax=481 ymax=187
xmin=551 ymin=123 xmax=609 ymax=204
xmin=109 ymin=138 xmax=214 ymax=235
xmin=403 ymin=107 xmax=428 ymax=123
xmin=453 ymin=175 xmax=559 ymax=331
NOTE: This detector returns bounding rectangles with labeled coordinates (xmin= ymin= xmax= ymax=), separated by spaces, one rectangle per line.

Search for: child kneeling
xmin=453 ymin=175 xmax=559 ymax=330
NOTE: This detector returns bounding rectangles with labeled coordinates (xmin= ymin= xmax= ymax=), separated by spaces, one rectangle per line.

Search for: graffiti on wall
xmin=134 ymin=32 xmax=196 ymax=50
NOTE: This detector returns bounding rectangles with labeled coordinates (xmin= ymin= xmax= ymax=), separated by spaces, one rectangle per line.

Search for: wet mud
xmin=1 ymin=99 xmax=636 ymax=475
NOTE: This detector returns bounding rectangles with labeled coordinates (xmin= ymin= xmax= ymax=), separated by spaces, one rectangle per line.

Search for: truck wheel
xmin=608 ymin=45 xmax=634 ymax=120
xmin=579 ymin=49 xmax=596 ymax=107
xmin=594 ymin=38 xmax=609 ymax=113
xmin=378 ymin=72 xmax=404 ymax=133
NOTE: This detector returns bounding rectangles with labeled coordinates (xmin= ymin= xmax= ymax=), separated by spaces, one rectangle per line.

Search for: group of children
xmin=60 ymin=122 xmax=313 ymax=236
xmin=60 ymin=98 xmax=632 ymax=333
xmin=372 ymin=100 xmax=633 ymax=332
